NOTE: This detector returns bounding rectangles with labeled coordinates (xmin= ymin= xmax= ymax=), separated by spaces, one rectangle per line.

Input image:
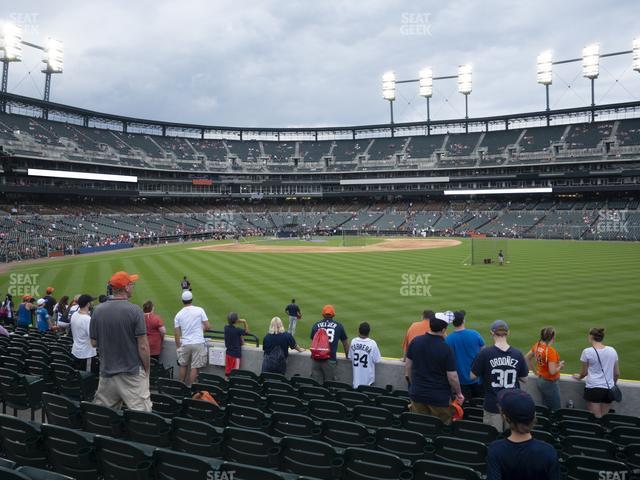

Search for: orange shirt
xmin=530 ymin=342 xmax=560 ymax=381
xmin=402 ymin=320 xmax=431 ymax=353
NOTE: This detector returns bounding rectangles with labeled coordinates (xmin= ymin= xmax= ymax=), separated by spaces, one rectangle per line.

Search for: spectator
xmin=174 ymin=290 xmax=209 ymax=385
xmin=525 ymin=327 xmax=564 ymax=411
xmin=310 ymin=305 xmax=349 ymax=384
xmin=487 ymin=389 xmax=560 ymax=480
xmin=71 ymin=294 xmax=98 ymax=373
xmin=68 ymin=294 xmax=81 ymax=318
xmin=445 ymin=310 xmax=485 ymax=400
xmin=401 ymin=310 xmax=434 ymax=361
xmin=90 ymin=271 xmax=151 ymax=411
xmin=405 ymin=312 xmax=463 ymax=425
xmin=43 ymin=286 xmax=56 ymax=318
xmin=573 ymin=327 xmax=620 ymax=418
xmin=350 ymin=322 xmax=382 ymax=389
xmin=54 ymin=296 xmax=70 ymax=331
xmin=225 ymin=312 xmax=249 ymax=379
xmin=262 ymin=316 xmax=304 ymax=374
xmin=0 ymin=294 xmax=14 ymax=326
xmin=284 ymin=298 xmax=302 ymax=335
xmin=17 ymin=295 xmax=35 ymax=328
xmin=36 ymin=298 xmax=52 ymax=332
xmin=471 ymin=320 xmax=528 ymax=432
xmin=143 ymin=300 xmax=166 ymax=361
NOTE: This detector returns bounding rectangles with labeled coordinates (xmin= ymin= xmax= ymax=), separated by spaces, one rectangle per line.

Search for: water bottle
xmin=566 ymin=400 xmax=574 ymax=408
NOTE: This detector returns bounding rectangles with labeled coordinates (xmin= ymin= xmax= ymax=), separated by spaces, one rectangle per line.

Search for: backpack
xmin=311 ymin=328 xmax=331 ymax=360
xmin=262 ymin=345 xmax=286 ymax=374
xmin=192 ymin=390 xmax=219 ymax=406
xmin=0 ymin=302 xmax=8 ymax=318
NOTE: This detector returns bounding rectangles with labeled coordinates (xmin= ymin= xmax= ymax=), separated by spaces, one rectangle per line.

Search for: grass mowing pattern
xmin=1 ymin=237 xmax=639 ymax=379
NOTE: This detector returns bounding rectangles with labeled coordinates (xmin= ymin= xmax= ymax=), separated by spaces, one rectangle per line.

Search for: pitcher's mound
xmin=192 ymin=238 xmax=461 ymax=254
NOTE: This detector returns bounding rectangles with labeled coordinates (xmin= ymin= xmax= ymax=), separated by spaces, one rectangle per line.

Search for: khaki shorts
xmin=177 ymin=343 xmax=208 ymax=369
xmin=410 ymin=401 xmax=454 ymax=425
xmin=483 ymin=410 xmax=507 ymax=432
xmin=94 ymin=368 xmax=151 ymax=412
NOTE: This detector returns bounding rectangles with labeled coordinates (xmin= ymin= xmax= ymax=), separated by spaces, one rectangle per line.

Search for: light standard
xmin=382 ymin=71 xmax=396 ymax=136
xmin=582 ymin=43 xmax=600 ymax=122
xmin=457 ymin=64 xmax=472 ymax=133
xmin=419 ymin=67 xmax=433 ymax=134
xmin=537 ymin=50 xmax=553 ymax=125
xmin=0 ymin=23 xmax=22 ymax=112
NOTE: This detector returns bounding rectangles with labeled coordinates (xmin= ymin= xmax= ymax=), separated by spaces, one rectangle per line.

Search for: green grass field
xmin=2 ymin=237 xmax=640 ymax=379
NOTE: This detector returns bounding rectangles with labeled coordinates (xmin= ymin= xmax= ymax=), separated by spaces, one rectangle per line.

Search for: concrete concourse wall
xmin=158 ymin=337 xmax=640 ymax=416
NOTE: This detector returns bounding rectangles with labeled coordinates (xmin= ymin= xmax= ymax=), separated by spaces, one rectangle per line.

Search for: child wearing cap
xmin=224 ymin=312 xmax=249 ymax=379
xmin=486 ymin=389 xmax=560 ymax=479
xmin=36 ymin=298 xmax=52 ymax=332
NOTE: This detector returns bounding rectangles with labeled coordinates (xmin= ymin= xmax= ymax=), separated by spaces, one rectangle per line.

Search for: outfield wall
xmin=158 ymin=338 xmax=640 ymax=416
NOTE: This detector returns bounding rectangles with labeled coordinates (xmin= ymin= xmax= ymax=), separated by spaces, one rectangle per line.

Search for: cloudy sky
xmin=4 ymin=1 xmax=640 ymax=128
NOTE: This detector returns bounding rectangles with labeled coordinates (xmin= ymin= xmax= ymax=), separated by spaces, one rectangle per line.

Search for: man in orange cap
xmin=309 ymin=304 xmax=349 ymax=384
xmin=90 ymin=271 xmax=151 ymax=411
xmin=43 ymin=286 xmax=57 ymax=318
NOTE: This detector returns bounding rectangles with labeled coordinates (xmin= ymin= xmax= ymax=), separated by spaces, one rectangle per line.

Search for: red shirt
xmin=144 ymin=313 xmax=165 ymax=356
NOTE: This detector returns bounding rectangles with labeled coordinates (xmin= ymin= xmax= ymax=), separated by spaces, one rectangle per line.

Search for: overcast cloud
xmin=3 ymin=0 xmax=640 ymax=128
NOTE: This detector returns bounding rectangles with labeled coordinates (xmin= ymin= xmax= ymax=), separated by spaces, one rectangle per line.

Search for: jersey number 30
xmin=490 ymin=369 xmax=517 ymax=388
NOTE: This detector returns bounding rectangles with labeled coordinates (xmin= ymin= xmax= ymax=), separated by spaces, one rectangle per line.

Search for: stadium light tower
xmin=537 ymin=50 xmax=553 ymax=125
xmin=457 ymin=64 xmax=472 ymax=133
xmin=419 ymin=67 xmax=433 ymax=131
xmin=633 ymin=38 xmax=640 ymax=73
xmin=582 ymin=43 xmax=599 ymax=121
xmin=42 ymin=38 xmax=63 ymax=103
xmin=382 ymin=71 xmax=396 ymax=135
xmin=0 ymin=23 xmax=22 ymax=94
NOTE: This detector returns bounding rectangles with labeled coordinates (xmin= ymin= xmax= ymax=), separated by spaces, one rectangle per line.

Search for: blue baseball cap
xmin=497 ymin=389 xmax=535 ymax=424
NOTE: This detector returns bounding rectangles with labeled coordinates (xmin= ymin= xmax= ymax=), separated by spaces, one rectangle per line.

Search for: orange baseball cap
xmin=46 ymin=287 xmax=55 ymax=294
xmin=22 ymin=295 xmax=33 ymax=301
xmin=322 ymin=305 xmax=335 ymax=317
xmin=109 ymin=271 xmax=139 ymax=289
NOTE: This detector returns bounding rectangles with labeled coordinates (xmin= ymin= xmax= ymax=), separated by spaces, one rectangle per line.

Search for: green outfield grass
xmin=2 ymin=237 xmax=640 ymax=379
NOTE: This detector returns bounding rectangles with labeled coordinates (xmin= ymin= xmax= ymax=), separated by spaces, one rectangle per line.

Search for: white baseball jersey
xmin=350 ymin=337 xmax=382 ymax=388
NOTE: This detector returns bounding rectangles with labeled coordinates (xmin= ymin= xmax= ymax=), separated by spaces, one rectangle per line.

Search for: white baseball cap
xmin=36 ymin=298 xmax=46 ymax=306
xmin=181 ymin=290 xmax=193 ymax=302
xmin=434 ymin=311 xmax=454 ymax=324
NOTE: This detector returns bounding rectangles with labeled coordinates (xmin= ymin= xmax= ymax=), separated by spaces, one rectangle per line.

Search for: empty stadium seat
xmin=181 ymin=398 xmax=224 ymax=425
xmin=42 ymin=393 xmax=82 ymax=429
xmin=556 ymin=419 xmax=606 ymax=438
xmin=94 ymin=435 xmax=154 ymax=480
xmin=561 ymin=435 xmax=619 ymax=460
xmin=352 ymin=405 xmax=396 ymax=429
xmin=123 ymin=410 xmax=172 ymax=448
xmin=374 ymin=395 xmax=410 ymax=415
xmin=290 ymin=375 xmax=320 ymax=388
xmin=450 ymin=420 xmax=499 ymax=444
xmin=335 ymin=390 xmax=371 ymax=408
xmin=157 ymin=378 xmax=191 ymax=400
xmin=197 ymin=372 xmax=228 ymax=389
xmin=601 ymin=413 xmax=640 ymax=430
xmin=308 ymin=399 xmax=349 ymax=421
xmin=153 ymin=448 xmax=221 ymax=480
xmin=0 ymin=367 xmax=46 ymax=421
xmin=41 ymin=423 xmax=99 ymax=480
xmin=226 ymin=387 xmax=266 ymax=409
xmin=375 ymin=427 xmax=431 ymax=462
xmin=400 ymin=412 xmax=446 ymax=438
xmin=413 ymin=459 xmax=481 ymax=480
xmin=223 ymin=426 xmax=281 ymax=468
xmin=224 ymin=405 xmax=270 ymax=430
xmin=321 ymin=418 xmax=374 ymax=449
xmin=172 ymin=416 xmax=223 ymax=458
xmin=279 ymin=436 xmax=343 ymax=479
xmin=563 ymin=456 xmax=629 ymax=480
xmin=428 ymin=436 xmax=487 ymax=474
xmin=263 ymin=380 xmax=297 ymax=397
xmin=0 ymin=414 xmax=48 ymax=468
xmin=265 ymin=393 xmax=307 ymax=414
xmin=151 ymin=393 xmax=182 ymax=419
xmin=298 ymin=385 xmax=332 ymax=402
xmin=51 ymin=363 xmax=97 ymax=401
xmin=608 ymin=426 xmax=640 ymax=446
xmin=270 ymin=411 xmax=320 ymax=439
xmin=81 ymin=402 xmax=125 ymax=438
xmin=342 ymin=447 xmax=412 ymax=480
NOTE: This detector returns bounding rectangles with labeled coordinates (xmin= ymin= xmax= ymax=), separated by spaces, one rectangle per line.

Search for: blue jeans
xmin=536 ymin=376 xmax=561 ymax=411
xmin=288 ymin=316 xmax=297 ymax=335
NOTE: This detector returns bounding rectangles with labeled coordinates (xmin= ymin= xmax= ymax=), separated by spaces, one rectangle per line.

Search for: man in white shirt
xmin=70 ymin=294 xmax=98 ymax=373
xmin=174 ymin=290 xmax=210 ymax=385
xmin=349 ymin=322 xmax=382 ymax=389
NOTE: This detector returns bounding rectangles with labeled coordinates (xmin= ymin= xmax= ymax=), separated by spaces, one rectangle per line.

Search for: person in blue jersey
xmin=445 ymin=310 xmax=485 ymax=400
xmin=309 ymin=305 xmax=348 ymax=384
xmin=284 ymin=299 xmax=302 ymax=335
xmin=17 ymin=295 xmax=36 ymax=328
xmin=487 ymin=389 xmax=560 ymax=480
xmin=35 ymin=298 xmax=52 ymax=332
xmin=471 ymin=319 xmax=528 ymax=432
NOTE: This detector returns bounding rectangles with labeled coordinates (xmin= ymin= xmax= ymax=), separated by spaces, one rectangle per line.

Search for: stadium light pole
xmin=633 ymin=38 xmax=640 ymax=73
xmin=0 ymin=23 xmax=22 ymax=112
xmin=582 ymin=43 xmax=600 ymax=122
xmin=419 ymin=67 xmax=433 ymax=135
xmin=382 ymin=71 xmax=396 ymax=137
xmin=537 ymin=50 xmax=553 ymax=126
xmin=458 ymin=64 xmax=472 ymax=133
xmin=41 ymin=38 xmax=63 ymax=119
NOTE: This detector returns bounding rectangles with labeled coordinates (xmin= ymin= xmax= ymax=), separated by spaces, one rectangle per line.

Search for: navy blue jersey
xmin=407 ymin=333 xmax=457 ymax=407
xmin=285 ymin=303 xmax=300 ymax=316
xmin=224 ymin=324 xmax=245 ymax=358
xmin=471 ymin=345 xmax=528 ymax=413
xmin=310 ymin=319 xmax=347 ymax=360
xmin=487 ymin=438 xmax=560 ymax=480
